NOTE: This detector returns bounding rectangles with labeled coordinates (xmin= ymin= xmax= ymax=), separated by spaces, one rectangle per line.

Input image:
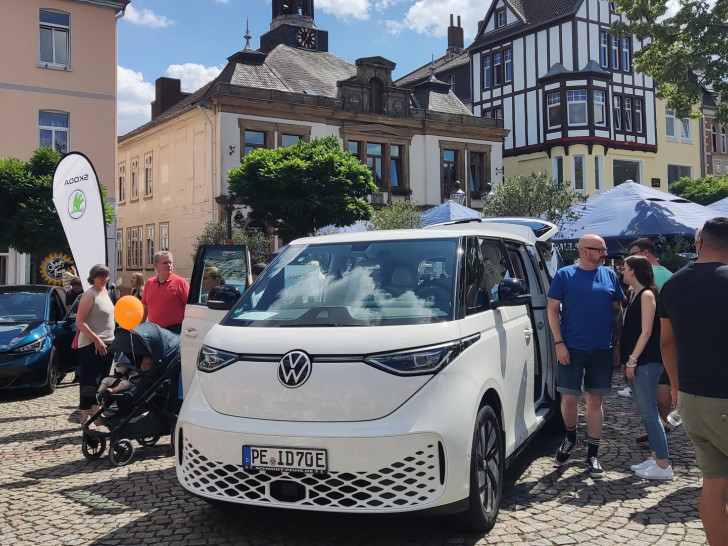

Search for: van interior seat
xmin=388 ymin=266 xmax=417 ymax=297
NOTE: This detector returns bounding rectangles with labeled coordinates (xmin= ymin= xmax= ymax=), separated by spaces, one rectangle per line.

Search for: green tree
xmin=191 ymin=220 xmax=270 ymax=265
xmin=368 ymin=200 xmax=424 ymax=230
xmin=0 ymin=147 xmax=115 ymax=256
xmin=611 ymin=0 xmax=728 ymax=123
xmin=227 ymin=136 xmax=376 ymax=244
xmin=669 ymin=174 xmax=728 ymax=205
xmin=481 ymin=172 xmax=586 ymax=231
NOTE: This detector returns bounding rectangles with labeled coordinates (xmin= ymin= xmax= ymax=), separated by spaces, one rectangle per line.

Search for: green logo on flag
xmin=69 ymin=189 xmax=86 ymax=219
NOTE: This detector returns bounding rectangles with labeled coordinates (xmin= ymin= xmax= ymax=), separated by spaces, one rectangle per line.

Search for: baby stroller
xmin=81 ymin=322 xmax=181 ymax=467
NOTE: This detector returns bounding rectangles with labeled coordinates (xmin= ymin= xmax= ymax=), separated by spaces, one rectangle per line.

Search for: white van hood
xmin=198 ymin=321 xmax=461 ymax=422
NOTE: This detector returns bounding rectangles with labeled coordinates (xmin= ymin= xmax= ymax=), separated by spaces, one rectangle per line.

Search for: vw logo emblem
xmin=278 ymin=350 xmax=312 ymax=389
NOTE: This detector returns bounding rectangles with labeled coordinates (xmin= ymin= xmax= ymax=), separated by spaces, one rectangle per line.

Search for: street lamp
xmin=480 ymin=182 xmax=492 ymax=201
xmin=224 ymin=193 xmax=235 ymax=244
xmin=450 ymin=180 xmax=466 ymax=205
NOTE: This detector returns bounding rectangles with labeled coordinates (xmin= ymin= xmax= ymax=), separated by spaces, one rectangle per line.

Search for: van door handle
xmin=524 ymin=327 xmax=533 ymax=341
xmin=183 ymin=328 xmax=198 ymax=338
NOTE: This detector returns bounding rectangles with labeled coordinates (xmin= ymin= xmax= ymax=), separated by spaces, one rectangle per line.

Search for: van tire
xmin=460 ymin=404 xmax=503 ymax=532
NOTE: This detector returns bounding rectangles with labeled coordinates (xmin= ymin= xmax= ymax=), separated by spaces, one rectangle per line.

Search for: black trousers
xmin=78 ymin=343 xmax=113 ymax=410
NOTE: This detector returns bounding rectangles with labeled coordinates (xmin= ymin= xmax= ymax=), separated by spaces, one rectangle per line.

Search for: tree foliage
xmin=481 ymin=172 xmax=586 ymax=231
xmin=611 ymin=0 xmax=728 ymax=123
xmin=191 ymin=220 xmax=270 ymax=265
xmin=670 ymin=174 xmax=728 ymax=205
xmin=0 ymin=147 xmax=115 ymax=256
xmin=227 ymin=136 xmax=376 ymax=244
xmin=368 ymin=200 xmax=424 ymax=230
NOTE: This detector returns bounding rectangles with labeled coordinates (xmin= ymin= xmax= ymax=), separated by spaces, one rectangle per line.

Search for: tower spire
xmin=243 ymin=18 xmax=252 ymax=50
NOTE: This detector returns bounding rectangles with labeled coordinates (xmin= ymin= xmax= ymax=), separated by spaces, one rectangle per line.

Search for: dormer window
xmin=496 ymin=9 xmax=506 ymax=28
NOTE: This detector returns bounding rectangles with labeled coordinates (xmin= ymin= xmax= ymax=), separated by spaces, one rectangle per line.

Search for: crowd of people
xmin=548 ymin=218 xmax=728 ymax=546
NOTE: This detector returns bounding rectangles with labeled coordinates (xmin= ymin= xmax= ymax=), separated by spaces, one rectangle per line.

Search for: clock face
xmin=297 ymin=28 xmax=316 ymax=49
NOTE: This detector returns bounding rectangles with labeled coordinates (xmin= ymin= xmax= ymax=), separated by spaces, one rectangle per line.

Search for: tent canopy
xmin=555 ymin=182 xmax=720 ymax=254
xmin=708 ymin=196 xmax=728 ymax=216
xmin=421 ymin=201 xmax=481 ymax=226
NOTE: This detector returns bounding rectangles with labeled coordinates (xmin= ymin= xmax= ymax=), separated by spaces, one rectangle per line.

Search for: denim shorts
xmin=557 ymin=347 xmax=614 ymax=396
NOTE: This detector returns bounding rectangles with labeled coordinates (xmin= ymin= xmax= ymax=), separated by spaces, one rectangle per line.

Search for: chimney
xmin=447 ymin=14 xmax=464 ymax=54
xmin=151 ymin=77 xmax=191 ymax=120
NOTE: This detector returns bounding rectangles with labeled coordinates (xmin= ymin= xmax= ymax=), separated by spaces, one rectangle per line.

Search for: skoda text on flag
xmin=52 ymin=152 xmax=108 ymax=291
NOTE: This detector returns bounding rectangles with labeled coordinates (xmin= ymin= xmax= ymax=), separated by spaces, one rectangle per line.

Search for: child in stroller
xmin=98 ymin=355 xmax=154 ymax=394
xmin=81 ymin=322 xmax=181 ymax=467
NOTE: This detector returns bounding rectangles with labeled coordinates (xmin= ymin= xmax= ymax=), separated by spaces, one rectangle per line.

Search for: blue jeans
xmin=629 ymin=362 xmax=669 ymax=459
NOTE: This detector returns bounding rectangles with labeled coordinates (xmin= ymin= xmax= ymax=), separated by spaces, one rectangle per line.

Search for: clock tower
xmin=260 ymin=0 xmax=328 ymax=53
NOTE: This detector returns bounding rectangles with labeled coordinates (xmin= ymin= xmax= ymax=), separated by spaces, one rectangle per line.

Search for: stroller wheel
xmin=109 ymin=439 xmax=134 ymax=466
xmin=82 ymin=436 xmax=107 ymax=460
xmin=137 ymin=435 xmax=161 ymax=447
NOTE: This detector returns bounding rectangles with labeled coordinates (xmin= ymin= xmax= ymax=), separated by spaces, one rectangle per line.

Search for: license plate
xmin=243 ymin=445 xmax=327 ymax=473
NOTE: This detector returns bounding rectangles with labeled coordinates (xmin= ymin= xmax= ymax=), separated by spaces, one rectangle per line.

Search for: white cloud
xmin=316 ymin=0 xmax=372 ymax=20
xmin=214 ymin=0 xmax=230 ymax=3
xmin=117 ymin=66 xmax=154 ymax=135
xmin=165 ymin=63 xmax=223 ymax=93
xmin=124 ymin=5 xmax=173 ymax=28
xmin=387 ymin=0 xmax=491 ymax=38
xmin=375 ymin=0 xmax=409 ymax=10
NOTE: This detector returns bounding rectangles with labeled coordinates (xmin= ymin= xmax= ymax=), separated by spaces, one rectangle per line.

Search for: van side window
xmin=479 ymin=239 xmax=511 ymax=296
xmin=506 ymin=248 xmax=529 ymax=289
xmin=462 ymin=237 xmax=488 ymax=315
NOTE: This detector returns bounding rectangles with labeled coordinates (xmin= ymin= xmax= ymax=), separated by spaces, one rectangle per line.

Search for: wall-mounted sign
xmin=40 ymin=253 xmax=72 ymax=285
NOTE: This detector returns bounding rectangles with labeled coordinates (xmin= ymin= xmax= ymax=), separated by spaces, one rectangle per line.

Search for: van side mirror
xmin=207 ymin=285 xmax=241 ymax=311
xmin=492 ymin=278 xmax=530 ymax=308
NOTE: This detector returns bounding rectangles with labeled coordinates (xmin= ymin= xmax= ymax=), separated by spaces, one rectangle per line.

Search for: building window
xmin=621 ymin=37 xmax=631 ymax=72
xmin=624 ymin=97 xmax=633 ymax=132
xmin=144 ymin=153 xmax=153 ymax=196
xmin=130 ymin=158 xmax=139 ymax=200
xmin=547 ymin=92 xmax=561 ymax=129
xmin=553 ymin=157 xmax=564 ymax=184
xmin=348 ymin=141 xmax=361 ymax=160
xmin=366 ymin=143 xmax=383 ymax=188
xmin=680 ymin=118 xmax=692 ymax=142
xmin=594 ymin=90 xmax=607 ymax=127
xmin=116 ymin=229 xmax=123 ymax=269
xmin=573 ymin=155 xmax=585 ymax=191
xmin=276 ymin=124 xmax=310 ymax=147
xmin=611 ymin=35 xmax=620 ymax=70
xmin=281 ymin=134 xmax=301 ymax=147
xmin=39 ymin=111 xmax=68 ymax=154
xmin=722 ymin=127 xmax=727 ymax=153
xmin=712 ymin=125 xmax=718 ymax=152
xmin=159 ymin=223 xmax=169 ymax=252
xmin=667 ymin=164 xmax=693 ymax=184
xmin=145 ymin=225 xmax=155 ymax=269
xmin=483 ymin=55 xmax=491 ymax=89
xmin=600 ymin=32 xmax=608 ymax=68
xmin=493 ymin=52 xmax=502 ymax=86
xmin=635 ymin=99 xmax=643 ymax=133
xmin=449 ymin=75 xmax=456 ymax=92
xmin=442 ymin=149 xmax=457 ymax=199
xmin=610 ymin=2 xmax=617 ymax=12
xmin=613 ymin=158 xmax=641 ymax=185
xmin=496 ymin=9 xmax=506 ymax=28
xmin=665 ymin=106 xmax=676 ymax=139
xmin=594 ymin=156 xmax=603 ymax=191
xmin=244 ymin=130 xmax=266 ymax=156
xmin=39 ymin=10 xmax=70 ymax=68
xmin=614 ymin=96 xmax=622 ymax=131
xmin=118 ymin=163 xmax=126 ymax=203
xmin=469 ymin=151 xmax=487 ymax=197
xmin=390 ymin=145 xmax=402 ymax=188
xmin=483 ymin=106 xmax=503 ymax=120
xmin=369 ymin=77 xmax=384 ymax=114
xmin=567 ymin=89 xmax=588 ymax=126
xmin=127 ymin=226 xmax=142 ymax=269
xmin=504 ymin=48 xmax=512 ymax=83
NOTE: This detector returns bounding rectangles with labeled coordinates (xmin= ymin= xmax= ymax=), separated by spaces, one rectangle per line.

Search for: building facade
xmin=0 ymin=0 xmax=128 ymax=283
xmin=116 ymin=1 xmax=507 ymax=280
xmin=703 ymin=92 xmax=728 ymax=178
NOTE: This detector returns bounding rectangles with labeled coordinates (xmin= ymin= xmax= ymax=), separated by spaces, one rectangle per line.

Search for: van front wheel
xmin=461 ymin=404 xmax=503 ymax=532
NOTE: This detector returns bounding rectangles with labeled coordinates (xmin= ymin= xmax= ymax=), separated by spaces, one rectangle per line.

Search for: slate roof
xmin=395 ymin=51 xmax=469 ymax=88
xmin=411 ymin=78 xmax=472 ymax=115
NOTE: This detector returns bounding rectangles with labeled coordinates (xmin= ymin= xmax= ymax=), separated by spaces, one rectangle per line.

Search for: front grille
xmin=180 ymin=438 xmax=444 ymax=509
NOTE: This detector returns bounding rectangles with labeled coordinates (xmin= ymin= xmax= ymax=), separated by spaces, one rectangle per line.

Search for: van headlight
xmin=13 ymin=336 xmax=46 ymax=353
xmin=364 ymin=340 xmax=463 ymax=376
xmin=197 ymin=346 xmax=238 ymax=373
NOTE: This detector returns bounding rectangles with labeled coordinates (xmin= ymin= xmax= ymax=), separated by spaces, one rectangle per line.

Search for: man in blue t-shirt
xmin=547 ymin=234 xmax=625 ymax=478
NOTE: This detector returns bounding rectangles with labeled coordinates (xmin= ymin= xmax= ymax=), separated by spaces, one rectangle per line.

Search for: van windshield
xmin=225 ymin=238 xmax=459 ymax=326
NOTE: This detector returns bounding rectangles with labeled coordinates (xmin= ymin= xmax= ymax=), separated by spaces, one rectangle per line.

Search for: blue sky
xmin=117 ymin=0 xmax=494 ymax=134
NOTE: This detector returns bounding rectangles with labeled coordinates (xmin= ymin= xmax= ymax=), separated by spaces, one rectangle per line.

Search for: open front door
xmin=180 ymin=245 xmax=251 ymax=396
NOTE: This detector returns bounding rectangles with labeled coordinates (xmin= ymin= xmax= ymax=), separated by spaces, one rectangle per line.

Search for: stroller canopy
xmin=108 ymin=322 xmax=180 ymax=368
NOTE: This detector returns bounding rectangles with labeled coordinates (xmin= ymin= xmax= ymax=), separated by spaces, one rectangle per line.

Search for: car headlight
xmin=197 ymin=346 xmax=238 ymax=373
xmin=364 ymin=335 xmax=479 ymax=376
xmin=13 ymin=336 xmax=46 ymax=353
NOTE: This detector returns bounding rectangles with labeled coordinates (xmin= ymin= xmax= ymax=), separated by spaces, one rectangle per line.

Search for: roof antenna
xmin=243 ymin=18 xmax=252 ymax=51
xmin=429 ymin=54 xmax=436 ymax=80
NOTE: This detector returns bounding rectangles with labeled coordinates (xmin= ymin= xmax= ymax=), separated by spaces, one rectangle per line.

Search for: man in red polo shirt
xmin=142 ymin=251 xmax=189 ymax=334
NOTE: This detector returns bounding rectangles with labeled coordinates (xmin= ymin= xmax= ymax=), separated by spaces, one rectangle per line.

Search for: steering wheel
xmin=414 ymin=280 xmax=451 ymax=302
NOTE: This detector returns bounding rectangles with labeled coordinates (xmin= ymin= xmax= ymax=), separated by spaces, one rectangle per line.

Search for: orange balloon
xmin=114 ymin=295 xmax=144 ymax=330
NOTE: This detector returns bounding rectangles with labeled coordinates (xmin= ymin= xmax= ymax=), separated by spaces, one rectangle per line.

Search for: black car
xmin=0 ymin=285 xmax=79 ymax=394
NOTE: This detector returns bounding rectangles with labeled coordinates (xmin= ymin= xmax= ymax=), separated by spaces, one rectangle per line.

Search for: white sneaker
xmin=636 ymin=463 xmax=674 ymax=480
xmin=630 ymin=458 xmax=655 ymax=472
xmin=618 ymin=387 xmax=632 ymax=398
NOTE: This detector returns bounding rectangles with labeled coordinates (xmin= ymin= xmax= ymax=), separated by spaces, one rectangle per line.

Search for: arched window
xmin=369 ymin=78 xmax=384 ymax=114
xmin=712 ymin=125 xmax=718 ymax=152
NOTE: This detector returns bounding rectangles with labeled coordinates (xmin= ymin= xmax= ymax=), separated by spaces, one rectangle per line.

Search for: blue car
xmin=0 ymin=285 xmax=78 ymax=394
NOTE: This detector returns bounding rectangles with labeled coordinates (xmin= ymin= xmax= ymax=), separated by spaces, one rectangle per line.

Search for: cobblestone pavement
xmin=0 ymin=370 xmax=707 ymax=545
